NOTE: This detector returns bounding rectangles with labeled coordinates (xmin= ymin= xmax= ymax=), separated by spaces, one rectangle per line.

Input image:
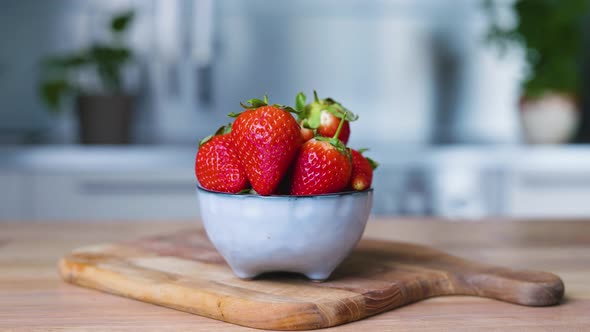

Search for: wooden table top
xmin=2 ymin=218 xmax=589 ymax=331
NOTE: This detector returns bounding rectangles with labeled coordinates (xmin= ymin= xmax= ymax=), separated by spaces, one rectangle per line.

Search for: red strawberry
xmin=317 ymin=111 xmax=351 ymax=144
xmin=195 ymin=125 xmax=248 ymax=193
xmin=350 ymin=149 xmax=379 ymax=191
xmin=230 ymin=97 xmax=303 ymax=195
xmin=299 ymin=120 xmax=315 ymax=142
xmin=297 ymin=91 xmax=357 ymax=145
xmin=290 ymin=112 xmax=353 ymax=195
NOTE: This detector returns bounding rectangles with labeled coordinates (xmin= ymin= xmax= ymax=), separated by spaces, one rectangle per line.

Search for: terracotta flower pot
xmin=520 ymin=93 xmax=579 ymax=144
xmin=76 ymin=95 xmax=134 ymax=144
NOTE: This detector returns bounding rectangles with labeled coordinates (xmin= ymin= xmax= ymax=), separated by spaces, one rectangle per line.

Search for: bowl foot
xmin=304 ymin=271 xmax=332 ymax=282
xmin=232 ymin=269 xmax=258 ymax=280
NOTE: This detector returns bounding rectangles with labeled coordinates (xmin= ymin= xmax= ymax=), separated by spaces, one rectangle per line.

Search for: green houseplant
xmin=39 ymin=11 xmax=135 ymax=144
xmin=484 ymin=0 xmax=590 ymax=143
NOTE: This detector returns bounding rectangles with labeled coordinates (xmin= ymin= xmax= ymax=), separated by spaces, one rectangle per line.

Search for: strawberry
xmin=317 ymin=110 xmax=351 ymax=144
xmin=299 ymin=120 xmax=315 ymax=142
xmin=297 ymin=91 xmax=357 ymax=144
xmin=290 ymin=112 xmax=353 ymax=195
xmin=350 ymin=149 xmax=379 ymax=191
xmin=195 ymin=125 xmax=248 ymax=193
xmin=230 ymin=96 xmax=303 ymax=196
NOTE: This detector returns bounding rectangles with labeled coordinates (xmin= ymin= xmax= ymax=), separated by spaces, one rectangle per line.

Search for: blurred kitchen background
xmin=2 ymin=0 xmax=590 ymax=221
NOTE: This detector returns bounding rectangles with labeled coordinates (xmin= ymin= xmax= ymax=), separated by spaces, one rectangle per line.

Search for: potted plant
xmin=39 ymin=11 xmax=135 ymax=144
xmin=484 ymin=0 xmax=589 ymax=144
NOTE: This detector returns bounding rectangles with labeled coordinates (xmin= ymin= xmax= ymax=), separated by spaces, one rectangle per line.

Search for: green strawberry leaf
xmin=199 ymin=134 xmax=214 ymax=147
xmin=251 ymin=98 xmax=268 ymax=108
xmin=313 ymin=90 xmax=320 ymax=103
xmin=199 ymin=124 xmax=232 ymax=147
xmin=228 ymin=111 xmax=242 ymax=117
xmin=215 ymin=123 xmax=232 ymax=135
xmin=366 ymin=157 xmax=379 ymax=170
xmin=305 ymin=107 xmax=322 ymax=129
xmin=272 ymin=104 xmax=301 ymax=114
xmin=238 ymin=96 xmax=270 ymax=111
xmin=355 ymin=147 xmax=379 ymax=169
xmin=295 ymin=92 xmax=306 ymax=112
xmin=324 ymin=97 xmax=337 ymax=105
xmin=242 ymin=98 xmax=267 ymax=109
xmin=314 ymin=136 xmax=350 ymax=158
xmin=324 ymin=104 xmax=358 ymax=121
xmin=283 ymin=106 xmax=300 ymax=113
xmin=342 ymin=108 xmax=358 ymax=121
xmin=306 ymin=91 xmax=358 ymax=122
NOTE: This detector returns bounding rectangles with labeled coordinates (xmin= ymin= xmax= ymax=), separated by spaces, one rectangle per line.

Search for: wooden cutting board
xmin=59 ymin=229 xmax=564 ymax=330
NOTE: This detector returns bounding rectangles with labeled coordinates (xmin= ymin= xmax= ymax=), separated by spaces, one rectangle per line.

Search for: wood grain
xmin=58 ymin=228 xmax=564 ymax=330
xmin=1 ymin=219 xmax=590 ymax=331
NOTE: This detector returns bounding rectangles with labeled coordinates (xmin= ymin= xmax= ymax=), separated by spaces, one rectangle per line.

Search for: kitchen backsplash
xmin=0 ymin=0 xmax=523 ymax=145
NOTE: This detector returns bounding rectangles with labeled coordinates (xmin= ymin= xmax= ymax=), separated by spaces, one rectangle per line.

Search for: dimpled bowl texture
xmin=197 ymin=186 xmax=373 ymax=281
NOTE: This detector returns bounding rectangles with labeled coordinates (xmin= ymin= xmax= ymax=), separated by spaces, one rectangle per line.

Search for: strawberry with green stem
xmin=229 ymin=96 xmax=303 ymax=196
xmin=296 ymin=91 xmax=358 ymax=144
xmin=350 ymin=148 xmax=378 ymax=191
xmin=195 ymin=124 xmax=249 ymax=193
xmin=290 ymin=111 xmax=353 ymax=195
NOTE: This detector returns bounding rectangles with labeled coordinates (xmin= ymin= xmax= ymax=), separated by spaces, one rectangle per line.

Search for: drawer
xmin=31 ymin=171 xmax=199 ymax=221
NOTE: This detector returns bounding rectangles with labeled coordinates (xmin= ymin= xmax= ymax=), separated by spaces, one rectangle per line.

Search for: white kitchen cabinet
xmin=3 ymin=146 xmax=590 ymax=221
xmin=0 ymin=147 xmax=200 ymax=221
xmin=30 ymin=171 xmax=199 ymax=221
xmin=506 ymin=171 xmax=590 ymax=218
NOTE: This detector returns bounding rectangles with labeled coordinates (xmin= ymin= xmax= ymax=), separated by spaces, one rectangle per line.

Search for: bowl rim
xmin=196 ymin=185 xmax=373 ymax=199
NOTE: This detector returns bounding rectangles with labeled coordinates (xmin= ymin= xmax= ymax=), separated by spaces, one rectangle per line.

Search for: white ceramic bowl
xmin=197 ymin=186 xmax=373 ymax=281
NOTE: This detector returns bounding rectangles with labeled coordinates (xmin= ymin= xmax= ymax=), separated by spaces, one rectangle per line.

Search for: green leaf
xmin=273 ymin=104 xmax=301 ymax=114
xmin=283 ymin=106 xmax=299 ymax=113
xmin=88 ymin=45 xmax=132 ymax=92
xmin=483 ymin=0 xmax=590 ymax=96
xmin=228 ymin=111 xmax=242 ymax=118
xmin=90 ymin=45 xmax=132 ymax=64
xmin=357 ymin=148 xmax=369 ymax=154
xmin=246 ymin=98 xmax=267 ymax=107
xmin=366 ymin=157 xmax=379 ymax=170
xmin=295 ymin=92 xmax=306 ymax=112
xmin=240 ymin=97 xmax=268 ymax=109
xmin=199 ymin=134 xmax=214 ymax=147
xmin=214 ymin=123 xmax=232 ymax=135
xmin=306 ymin=107 xmax=322 ymax=129
xmin=324 ymin=97 xmax=337 ymax=105
xmin=325 ymin=104 xmax=358 ymax=122
xmin=42 ymin=54 xmax=90 ymax=70
xmin=201 ymin=124 xmax=233 ymax=146
xmin=305 ymin=91 xmax=359 ymax=122
xmin=39 ymin=79 xmax=71 ymax=112
xmin=111 ymin=11 xmax=134 ymax=33
xmin=315 ymin=136 xmax=351 ymax=158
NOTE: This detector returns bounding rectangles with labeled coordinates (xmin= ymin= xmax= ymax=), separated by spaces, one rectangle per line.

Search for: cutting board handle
xmin=449 ymin=261 xmax=565 ymax=306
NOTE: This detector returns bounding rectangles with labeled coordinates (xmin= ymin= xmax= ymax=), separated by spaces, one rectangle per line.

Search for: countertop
xmin=2 ymin=218 xmax=589 ymax=331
